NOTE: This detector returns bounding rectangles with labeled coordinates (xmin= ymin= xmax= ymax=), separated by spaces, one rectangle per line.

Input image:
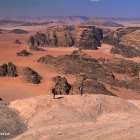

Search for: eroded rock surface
xmin=102 ymin=27 xmax=140 ymax=58
xmin=52 ymin=76 xmax=71 ymax=95
xmin=21 ymin=67 xmax=42 ymax=84
xmin=0 ymin=62 xmax=17 ymax=77
xmin=16 ymin=50 xmax=32 ymax=56
xmin=38 ymin=50 xmax=115 ymax=96
xmin=98 ymin=57 xmax=140 ymax=92
xmin=28 ymin=25 xmax=103 ymax=50
xmin=9 ymin=95 xmax=140 ymax=140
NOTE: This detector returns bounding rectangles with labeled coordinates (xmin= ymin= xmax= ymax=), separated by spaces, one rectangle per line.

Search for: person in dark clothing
xmin=0 ymin=98 xmax=3 ymax=101
xmin=79 ymin=85 xmax=83 ymax=96
xmin=52 ymin=86 xmax=57 ymax=99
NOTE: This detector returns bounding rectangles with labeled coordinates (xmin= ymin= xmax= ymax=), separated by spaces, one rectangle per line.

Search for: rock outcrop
xmin=73 ymin=26 xmax=102 ymax=49
xmin=38 ymin=50 xmax=115 ymax=96
xmin=45 ymin=26 xmax=74 ymax=47
xmin=102 ymin=27 xmax=140 ymax=58
xmin=0 ymin=62 xmax=17 ymax=77
xmin=28 ymin=25 xmax=103 ymax=50
xmin=98 ymin=57 xmax=140 ymax=76
xmin=97 ymin=57 xmax=140 ymax=92
xmin=16 ymin=50 xmax=32 ymax=56
xmin=14 ymin=39 xmax=21 ymax=44
xmin=70 ymin=75 xmax=115 ymax=96
xmin=52 ymin=76 xmax=71 ymax=95
xmin=28 ymin=32 xmax=47 ymax=46
xmin=21 ymin=67 xmax=42 ymax=84
xmin=9 ymin=29 xmax=28 ymax=34
xmin=0 ymin=63 xmax=42 ymax=84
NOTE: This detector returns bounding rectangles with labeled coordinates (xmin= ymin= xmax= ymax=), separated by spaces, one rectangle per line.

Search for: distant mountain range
xmin=81 ymin=17 xmax=124 ymax=27
xmin=0 ymin=16 xmax=139 ymax=26
xmin=103 ymin=17 xmax=140 ymax=22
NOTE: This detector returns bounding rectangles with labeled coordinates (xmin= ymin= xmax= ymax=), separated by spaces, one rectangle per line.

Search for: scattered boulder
xmin=0 ymin=62 xmax=17 ymax=77
xmin=14 ymin=39 xmax=21 ymax=44
xmin=52 ymin=76 xmax=71 ymax=95
xmin=0 ymin=63 xmax=7 ymax=76
xmin=9 ymin=29 xmax=28 ymax=34
xmin=21 ymin=67 xmax=42 ymax=84
xmin=16 ymin=50 xmax=32 ymax=56
xmin=28 ymin=25 xmax=103 ymax=50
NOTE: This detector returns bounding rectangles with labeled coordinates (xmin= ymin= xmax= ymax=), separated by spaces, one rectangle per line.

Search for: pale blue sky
xmin=0 ymin=0 xmax=139 ymax=17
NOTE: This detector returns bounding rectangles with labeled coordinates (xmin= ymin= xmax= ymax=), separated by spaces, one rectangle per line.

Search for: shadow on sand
xmin=54 ymin=96 xmax=64 ymax=99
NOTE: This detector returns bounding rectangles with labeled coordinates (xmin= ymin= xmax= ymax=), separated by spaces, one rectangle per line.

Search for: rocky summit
xmin=102 ymin=27 xmax=140 ymax=58
xmin=28 ymin=25 xmax=103 ymax=50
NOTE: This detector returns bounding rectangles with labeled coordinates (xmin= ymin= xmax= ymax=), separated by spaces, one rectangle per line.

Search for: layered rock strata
xmin=28 ymin=25 xmax=103 ymax=50
xmin=102 ymin=27 xmax=140 ymax=58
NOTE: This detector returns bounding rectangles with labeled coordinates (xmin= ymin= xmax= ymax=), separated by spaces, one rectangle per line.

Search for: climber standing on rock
xmin=52 ymin=86 xmax=57 ymax=99
xmin=79 ymin=85 xmax=83 ymax=96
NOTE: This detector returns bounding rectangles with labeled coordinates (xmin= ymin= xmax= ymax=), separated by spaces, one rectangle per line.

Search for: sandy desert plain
xmin=0 ymin=21 xmax=140 ymax=140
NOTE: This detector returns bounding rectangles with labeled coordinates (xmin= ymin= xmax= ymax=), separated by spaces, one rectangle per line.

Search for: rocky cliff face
xmin=73 ymin=26 xmax=102 ymax=49
xmin=28 ymin=25 xmax=103 ymax=50
xmin=102 ymin=27 xmax=140 ymax=58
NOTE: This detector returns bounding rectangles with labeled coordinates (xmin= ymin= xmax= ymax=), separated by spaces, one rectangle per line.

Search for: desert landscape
xmin=0 ymin=0 xmax=140 ymax=139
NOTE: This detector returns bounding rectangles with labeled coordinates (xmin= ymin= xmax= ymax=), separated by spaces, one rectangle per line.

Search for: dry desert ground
xmin=0 ymin=24 xmax=140 ymax=140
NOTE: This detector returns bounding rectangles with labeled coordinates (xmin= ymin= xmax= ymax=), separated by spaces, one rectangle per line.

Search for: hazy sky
xmin=0 ymin=0 xmax=139 ymax=18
